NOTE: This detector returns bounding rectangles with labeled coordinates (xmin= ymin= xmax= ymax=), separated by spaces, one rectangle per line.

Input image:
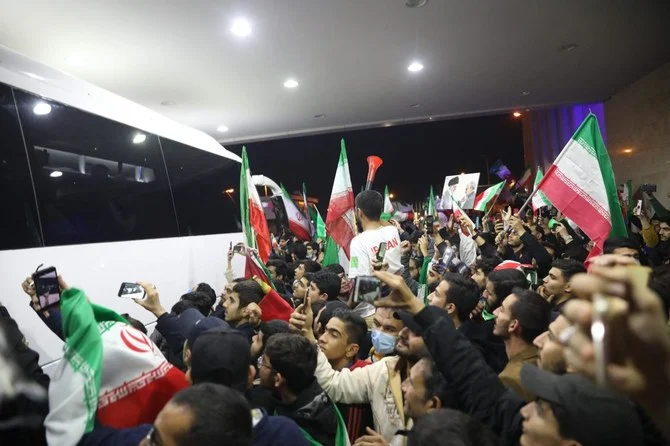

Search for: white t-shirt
xmin=348 ymin=225 xmax=402 ymax=278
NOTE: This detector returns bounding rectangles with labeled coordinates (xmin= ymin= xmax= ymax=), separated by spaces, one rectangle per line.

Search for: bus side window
xmin=160 ymin=138 xmax=239 ymax=236
xmin=13 ymin=89 xmax=179 ymax=246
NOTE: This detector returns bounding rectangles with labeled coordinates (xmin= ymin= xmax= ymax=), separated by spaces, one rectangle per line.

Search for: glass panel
xmin=13 ymin=89 xmax=179 ymax=246
xmin=160 ymin=138 xmax=240 ymax=236
xmin=0 ymin=83 xmax=42 ymax=249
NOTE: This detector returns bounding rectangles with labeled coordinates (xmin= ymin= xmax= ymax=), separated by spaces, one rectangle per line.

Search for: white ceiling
xmin=1 ymin=0 xmax=669 ymax=144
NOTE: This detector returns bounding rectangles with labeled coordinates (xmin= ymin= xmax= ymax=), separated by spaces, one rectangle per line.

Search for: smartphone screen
xmin=33 ymin=267 xmax=60 ymax=309
xmin=118 ymin=282 xmax=145 ymax=299
xmin=352 ymin=276 xmax=381 ymax=303
xmin=376 ymin=242 xmax=387 ymax=263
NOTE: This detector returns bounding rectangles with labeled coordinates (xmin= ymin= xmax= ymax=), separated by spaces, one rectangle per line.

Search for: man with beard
xmin=289 ymin=299 xmax=430 ymax=444
xmin=498 ymin=215 xmax=552 ymax=277
xmin=492 ymin=288 xmax=551 ymax=401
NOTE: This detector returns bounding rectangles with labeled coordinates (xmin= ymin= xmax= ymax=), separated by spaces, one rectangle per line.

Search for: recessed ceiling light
xmin=133 ymin=133 xmax=147 ymax=144
xmin=521 ymin=91 xmax=530 ymax=96
xmin=428 ymin=117 xmax=433 ymax=120
xmin=217 ymin=125 xmax=229 ymax=133
xmin=407 ymin=61 xmax=424 ymax=72
xmin=559 ymin=43 xmax=578 ymax=52
xmin=513 ymin=111 xmax=522 ymax=118
xmin=284 ymin=79 xmax=299 ymax=89
xmin=313 ymin=114 xmax=325 ymax=119
xmin=160 ymin=100 xmax=176 ymax=106
xmin=382 ymin=122 xmax=393 ymax=127
xmin=66 ymin=54 xmax=88 ymax=67
xmin=405 ymin=0 xmax=429 ymax=7
xmin=50 ymin=170 xmax=63 ymax=178
xmin=231 ymin=18 xmax=252 ymax=37
xmin=623 ymin=148 xmax=633 ymax=154
xmin=33 ymin=102 xmax=52 ymax=115
xmin=410 ymin=103 xmax=421 ymax=108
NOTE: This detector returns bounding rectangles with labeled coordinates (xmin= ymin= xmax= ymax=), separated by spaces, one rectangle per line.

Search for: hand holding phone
xmin=351 ymin=276 xmax=381 ymax=303
xmin=374 ymin=242 xmax=387 ymax=271
xmin=118 ymin=282 xmax=146 ymax=299
xmin=32 ymin=266 xmax=61 ymax=309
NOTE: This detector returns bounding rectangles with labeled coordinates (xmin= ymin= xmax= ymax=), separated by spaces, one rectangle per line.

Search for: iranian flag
xmin=473 ymin=180 xmax=505 ymax=212
xmin=46 ymin=288 xmax=187 ymax=445
xmin=244 ymin=251 xmax=293 ymax=322
xmin=536 ymin=113 xmax=626 ymax=257
xmin=240 ymin=147 xmax=272 ymax=262
xmin=381 ymin=185 xmax=394 ymax=221
xmin=620 ymin=180 xmax=633 ymax=220
xmin=531 ymin=168 xmax=552 ymax=211
xmin=279 ymin=184 xmax=311 ymax=241
xmin=518 ymin=167 xmax=533 ymax=189
xmin=453 ymin=200 xmax=475 ymax=236
xmin=325 ymin=139 xmax=356 ymax=258
xmin=427 ymin=186 xmax=436 ymax=216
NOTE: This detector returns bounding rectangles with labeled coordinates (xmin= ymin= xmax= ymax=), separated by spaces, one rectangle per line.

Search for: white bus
xmin=0 ymin=46 xmax=245 ymax=374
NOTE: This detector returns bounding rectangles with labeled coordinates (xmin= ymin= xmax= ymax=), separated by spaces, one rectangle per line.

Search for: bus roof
xmin=0 ymin=45 xmax=240 ymax=163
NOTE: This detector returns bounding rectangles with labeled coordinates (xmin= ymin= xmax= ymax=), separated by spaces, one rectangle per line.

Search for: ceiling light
xmin=521 ymin=91 xmax=530 ymax=96
xmin=284 ymin=79 xmax=299 ymax=89
xmin=50 ymin=170 xmax=63 ymax=178
xmin=231 ymin=18 xmax=252 ymax=37
xmin=160 ymin=100 xmax=176 ymax=106
xmin=66 ymin=55 xmax=87 ymax=67
xmin=407 ymin=61 xmax=424 ymax=72
xmin=410 ymin=103 xmax=421 ymax=108
xmin=313 ymin=114 xmax=325 ymax=119
xmin=33 ymin=102 xmax=52 ymax=115
xmin=513 ymin=111 xmax=522 ymax=118
xmin=405 ymin=0 xmax=428 ymax=7
xmin=389 ymin=193 xmax=395 ymax=199
xmin=382 ymin=122 xmax=393 ymax=127
xmin=623 ymin=148 xmax=633 ymax=154
xmin=217 ymin=125 xmax=229 ymax=133
xmin=133 ymin=133 xmax=147 ymax=144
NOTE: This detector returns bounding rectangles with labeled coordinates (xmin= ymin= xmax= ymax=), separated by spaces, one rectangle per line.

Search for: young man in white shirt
xmin=348 ymin=190 xmax=402 ymax=278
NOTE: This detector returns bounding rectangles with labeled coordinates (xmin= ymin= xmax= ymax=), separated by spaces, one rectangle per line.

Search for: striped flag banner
xmin=531 ymin=168 xmax=552 ymax=211
xmin=473 ymin=181 xmax=505 ymax=212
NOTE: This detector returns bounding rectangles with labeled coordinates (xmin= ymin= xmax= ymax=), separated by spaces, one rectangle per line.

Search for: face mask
xmin=371 ymin=329 xmax=397 ymax=355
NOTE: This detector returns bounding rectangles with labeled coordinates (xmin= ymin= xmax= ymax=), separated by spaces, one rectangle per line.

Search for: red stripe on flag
xmin=326 ymin=193 xmax=355 ymax=258
xmin=249 ymin=200 xmax=271 ymax=262
xmin=289 ymin=219 xmax=311 ymax=241
xmin=541 ymin=164 xmax=611 ymax=251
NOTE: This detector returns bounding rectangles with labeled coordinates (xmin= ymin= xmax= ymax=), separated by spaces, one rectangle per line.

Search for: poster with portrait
xmin=440 ymin=173 xmax=481 ymax=210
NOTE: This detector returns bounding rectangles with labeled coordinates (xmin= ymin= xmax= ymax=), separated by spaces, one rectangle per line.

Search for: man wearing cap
xmin=373 ymin=271 xmax=643 ymax=446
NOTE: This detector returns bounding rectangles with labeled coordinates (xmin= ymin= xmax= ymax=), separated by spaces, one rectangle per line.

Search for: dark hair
xmin=311 ymin=271 xmax=341 ymax=300
xmin=272 ymin=279 xmax=287 ymax=294
xmin=477 ymin=232 xmax=496 ymax=246
xmin=316 ymin=300 xmax=349 ymax=328
xmin=355 ymin=190 xmax=383 ymax=221
xmin=171 ymin=300 xmax=196 ymax=315
xmin=550 ymin=258 xmax=587 ymax=283
xmin=419 ymin=358 xmax=451 ymax=408
xmin=195 ymin=283 xmax=217 ymax=308
xmin=473 ymin=256 xmax=502 ymax=276
xmin=266 ymin=259 xmax=289 ymax=279
xmin=604 ymin=237 xmax=641 ymax=254
xmin=409 ymin=231 xmax=425 ymax=244
xmin=428 ymin=280 xmax=440 ymax=294
xmin=308 ymin=242 xmax=320 ymax=253
xmin=509 ymin=287 xmax=551 ymax=344
xmin=331 ymin=308 xmax=367 ymax=346
xmin=486 ymin=269 xmax=528 ymax=309
xmin=303 ymin=272 xmax=316 ymax=284
xmin=121 ymin=313 xmax=147 ymax=334
xmin=407 ymin=408 xmax=498 ymax=446
xmin=324 ymin=264 xmax=345 ymax=276
xmin=264 ymin=333 xmax=317 ymax=394
xmin=181 ymin=291 xmax=213 ymax=316
xmin=232 ymin=280 xmax=265 ymax=308
xmin=534 ymin=225 xmax=545 ymax=237
xmin=259 ymin=320 xmax=291 ymax=349
xmin=298 ymin=260 xmax=322 ymax=273
xmin=441 ymin=272 xmax=480 ymax=322
xmin=292 ymin=243 xmax=307 ymax=260
xmin=169 ymin=383 xmax=252 ymax=446
xmin=649 ymin=264 xmax=670 ymax=321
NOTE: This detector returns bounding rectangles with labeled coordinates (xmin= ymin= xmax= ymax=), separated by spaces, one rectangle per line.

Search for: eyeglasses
xmin=258 ymin=356 xmax=275 ymax=372
xmin=144 ymin=426 xmax=162 ymax=446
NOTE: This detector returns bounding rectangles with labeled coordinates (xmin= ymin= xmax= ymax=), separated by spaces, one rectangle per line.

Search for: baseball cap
xmin=189 ymin=330 xmax=251 ymax=393
xmin=520 ymin=365 xmax=643 ymax=446
xmin=393 ymin=310 xmax=423 ymax=335
xmin=186 ymin=316 xmax=229 ymax=349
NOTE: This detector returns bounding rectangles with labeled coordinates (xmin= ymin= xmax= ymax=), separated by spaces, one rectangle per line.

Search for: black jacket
xmin=502 ymin=232 xmax=553 ymax=278
xmin=459 ymin=319 xmax=507 ymax=374
xmin=415 ymin=306 xmax=524 ymax=446
xmin=273 ymin=379 xmax=339 ymax=446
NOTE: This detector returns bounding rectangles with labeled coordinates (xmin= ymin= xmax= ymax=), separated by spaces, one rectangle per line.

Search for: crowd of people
xmin=1 ymin=188 xmax=670 ymax=446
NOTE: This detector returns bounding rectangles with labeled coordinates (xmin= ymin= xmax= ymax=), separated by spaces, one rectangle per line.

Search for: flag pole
xmin=517 ymin=187 xmax=540 ymax=217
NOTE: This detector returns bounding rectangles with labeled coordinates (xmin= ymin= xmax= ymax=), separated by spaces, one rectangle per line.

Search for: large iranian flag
xmin=531 ymin=168 xmax=552 ymax=211
xmin=279 ymin=184 xmax=311 ymax=240
xmin=46 ymin=288 xmax=187 ymax=445
xmin=381 ymin=185 xmax=394 ymax=221
xmin=473 ymin=180 xmax=505 ymax=212
xmin=240 ymin=147 xmax=272 ymax=262
xmin=325 ymin=139 xmax=356 ymax=258
xmin=536 ymin=113 xmax=626 ymax=257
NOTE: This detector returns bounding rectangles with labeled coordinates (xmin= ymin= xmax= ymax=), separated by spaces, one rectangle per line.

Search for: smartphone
xmin=424 ymin=215 xmax=434 ymax=235
xmin=32 ymin=266 xmax=61 ymax=309
xmin=633 ymin=200 xmax=643 ymax=217
xmin=351 ymin=276 xmax=381 ymax=303
xmin=375 ymin=242 xmax=387 ymax=264
xmin=118 ymin=282 xmax=145 ymax=299
xmin=233 ymin=243 xmax=245 ymax=254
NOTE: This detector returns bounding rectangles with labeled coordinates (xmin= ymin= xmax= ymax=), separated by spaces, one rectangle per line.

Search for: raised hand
xmin=135 ymin=281 xmax=167 ymax=318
